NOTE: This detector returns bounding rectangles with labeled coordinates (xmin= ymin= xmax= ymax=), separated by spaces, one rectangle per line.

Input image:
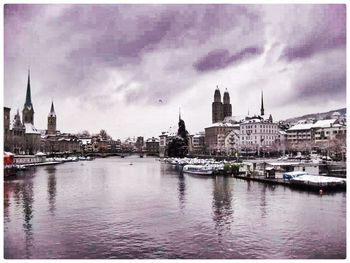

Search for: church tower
xmin=47 ymin=100 xmax=57 ymax=135
xmin=223 ymin=89 xmax=232 ymax=119
xmin=22 ymin=70 xmax=35 ymax=124
xmin=260 ymin=90 xmax=265 ymax=116
xmin=212 ymin=86 xmax=223 ymax=123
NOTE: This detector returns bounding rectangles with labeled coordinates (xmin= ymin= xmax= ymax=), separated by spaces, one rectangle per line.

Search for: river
xmin=3 ymin=156 xmax=346 ymax=259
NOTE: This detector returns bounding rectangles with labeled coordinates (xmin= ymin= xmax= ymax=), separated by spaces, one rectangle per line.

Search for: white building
xmin=287 ymin=119 xmax=345 ymax=145
xmin=224 ymin=130 xmax=240 ymax=154
xmin=191 ymin=131 xmax=205 ymax=154
xmin=240 ymin=116 xmax=279 ymax=149
xmin=314 ymin=123 xmax=346 ymax=144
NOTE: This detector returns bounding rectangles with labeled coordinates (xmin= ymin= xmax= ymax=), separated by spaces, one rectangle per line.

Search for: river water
xmin=3 ymin=156 xmax=346 ymax=259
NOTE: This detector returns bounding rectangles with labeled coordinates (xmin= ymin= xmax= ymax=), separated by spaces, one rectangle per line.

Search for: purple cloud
xmin=279 ymin=5 xmax=346 ymax=61
xmin=194 ymin=46 xmax=264 ymax=72
xmin=4 ymin=4 xmax=346 ymax=111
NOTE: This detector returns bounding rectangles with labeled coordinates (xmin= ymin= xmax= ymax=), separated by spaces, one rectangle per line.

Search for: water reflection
xmin=4 ymin=159 xmax=346 ymax=259
xmin=177 ymin=174 xmax=186 ymax=210
xmin=21 ymin=180 xmax=35 ymax=258
xmin=260 ymin=184 xmax=267 ymax=218
xmin=212 ymin=176 xmax=233 ymax=241
xmin=4 ymin=184 xmax=11 ymax=223
xmin=247 ymin=180 xmax=251 ymax=191
xmin=46 ymin=166 xmax=57 ymax=215
xmin=260 ymin=184 xmax=276 ymax=219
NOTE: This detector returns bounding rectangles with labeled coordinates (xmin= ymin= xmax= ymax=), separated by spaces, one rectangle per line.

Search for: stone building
xmin=11 ymin=110 xmax=26 ymax=153
xmin=239 ymin=116 xmax=279 ymax=154
xmin=224 ymin=130 xmax=240 ymax=155
xmin=146 ymin=137 xmax=159 ymax=155
xmin=205 ymin=122 xmax=236 ymax=154
xmin=190 ymin=132 xmax=205 ymax=154
xmin=4 ymin=71 xmax=41 ymax=154
xmin=287 ymin=119 xmax=347 ymax=147
xmin=212 ymin=86 xmax=232 ymax=123
xmin=41 ymin=133 xmax=81 ymax=154
xmin=47 ymin=101 xmax=57 ymax=135
xmin=4 ymin=107 xmax=11 ymax=151
xmin=135 ymin=136 xmax=144 ymax=152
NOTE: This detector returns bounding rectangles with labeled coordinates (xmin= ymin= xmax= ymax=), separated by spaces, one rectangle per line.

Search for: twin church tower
xmin=211 ymin=86 xmax=265 ymax=123
xmin=212 ymin=86 xmax=232 ymax=123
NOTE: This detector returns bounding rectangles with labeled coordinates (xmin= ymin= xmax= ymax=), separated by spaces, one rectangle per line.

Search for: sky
xmin=4 ymin=4 xmax=346 ymax=140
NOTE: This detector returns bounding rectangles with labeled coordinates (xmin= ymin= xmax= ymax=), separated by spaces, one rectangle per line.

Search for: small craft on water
xmin=182 ymin=164 xmax=213 ymax=175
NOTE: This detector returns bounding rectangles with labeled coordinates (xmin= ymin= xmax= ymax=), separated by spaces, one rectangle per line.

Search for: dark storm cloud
xmin=194 ymin=46 xmax=264 ymax=72
xmin=279 ymin=5 xmax=346 ymax=61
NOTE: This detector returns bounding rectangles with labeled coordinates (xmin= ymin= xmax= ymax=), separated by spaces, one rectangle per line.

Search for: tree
xmin=178 ymin=119 xmax=189 ymax=143
xmin=99 ymin=129 xmax=108 ymax=140
xmin=167 ymin=136 xmax=188 ymax=158
xmin=81 ymin=130 xmax=90 ymax=137
xmin=167 ymin=117 xmax=190 ymax=158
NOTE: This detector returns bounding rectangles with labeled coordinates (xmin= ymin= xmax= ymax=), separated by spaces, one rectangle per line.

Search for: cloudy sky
xmin=4 ymin=4 xmax=346 ymax=139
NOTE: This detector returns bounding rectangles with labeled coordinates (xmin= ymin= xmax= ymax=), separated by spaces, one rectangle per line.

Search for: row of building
xmin=158 ymin=87 xmax=346 ymax=157
xmin=4 ymin=72 xmax=346 ymax=158
xmin=3 ymin=72 xmax=163 ymax=156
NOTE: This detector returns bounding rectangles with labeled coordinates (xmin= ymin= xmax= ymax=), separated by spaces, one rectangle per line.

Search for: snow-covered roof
xmin=288 ymin=119 xmax=339 ymax=131
xmin=223 ymin=115 xmax=245 ymax=123
xmin=79 ymin=138 xmax=92 ymax=145
xmin=161 ymin=125 xmax=178 ymax=137
xmin=24 ymin=123 xmax=41 ymax=134
xmin=207 ymin=122 xmax=235 ymax=128
xmin=193 ymin=133 xmax=205 ymax=138
xmin=313 ymin=119 xmax=338 ymax=128
xmin=146 ymin=137 xmax=159 ymax=142
xmin=242 ymin=118 xmax=263 ymax=124
xmin=288 ymin=123 xmax=314 ymax=131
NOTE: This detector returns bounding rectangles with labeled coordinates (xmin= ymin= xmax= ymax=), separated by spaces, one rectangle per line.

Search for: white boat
xmin=182 ymin=164 xmax=213 ymax=175
xmin=290 ymin=174 xmax=346 ymax=187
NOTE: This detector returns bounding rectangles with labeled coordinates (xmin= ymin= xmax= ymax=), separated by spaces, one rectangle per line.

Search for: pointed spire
xmin=48 ymin=99 xmax=56 ymax=117
xmin=50 ymin=100 xmax=55 ymax=113
xmin=25 ymin=69 xmax=32 ymax=107
xmin=179 ymin=107 xmax=181 ymax=121
xmin=260 ymin=90 xmax=264 ymax=116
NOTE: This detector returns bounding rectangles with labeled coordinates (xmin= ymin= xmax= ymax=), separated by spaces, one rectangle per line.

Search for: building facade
xmin=4 ymin=107 xmax=11 ymax=151
xmin=5 ymin=71 xmax=41 ymax=154
xmin=191 ymin=132 xmax=205 ymax=154
xmin=205 ymin=122 xmax=236 ymax=154
xmin=47 ymin=101 xmax=57 ymax=135
xmin=239 ymin=116 xmax=279 ymax=155
xmin=212 ymin=87 xmax=232 ymax=123
xmin=146 ymin=137 xmax=159 ymax=155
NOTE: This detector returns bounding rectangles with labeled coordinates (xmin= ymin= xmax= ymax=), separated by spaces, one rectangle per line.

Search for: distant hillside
xmin=283 ymin=108 xmax=346 ymax=123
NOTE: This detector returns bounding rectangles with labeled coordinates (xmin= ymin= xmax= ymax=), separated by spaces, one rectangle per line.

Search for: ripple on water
xmin=3 ymin=157 xmax=346 ymax=259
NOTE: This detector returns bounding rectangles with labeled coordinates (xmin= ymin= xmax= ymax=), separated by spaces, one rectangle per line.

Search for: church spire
xmin=50 ymin=100 xmax=55 ymax=114
xmin=49 ymin=99 xmax=56 ymax=117
xmin=25 ymin=69 xmax=32 ymax=107
xmin=179 ymin=107 xmax=181 ymax=121
xmin=260 ymin=90 xmax=264 ymax=116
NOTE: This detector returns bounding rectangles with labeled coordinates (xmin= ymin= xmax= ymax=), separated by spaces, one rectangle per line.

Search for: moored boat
xmin=284 ymin=171 xmax=346 ymax=190
xmin=182 ymin=164 xmax=213 ymax=175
